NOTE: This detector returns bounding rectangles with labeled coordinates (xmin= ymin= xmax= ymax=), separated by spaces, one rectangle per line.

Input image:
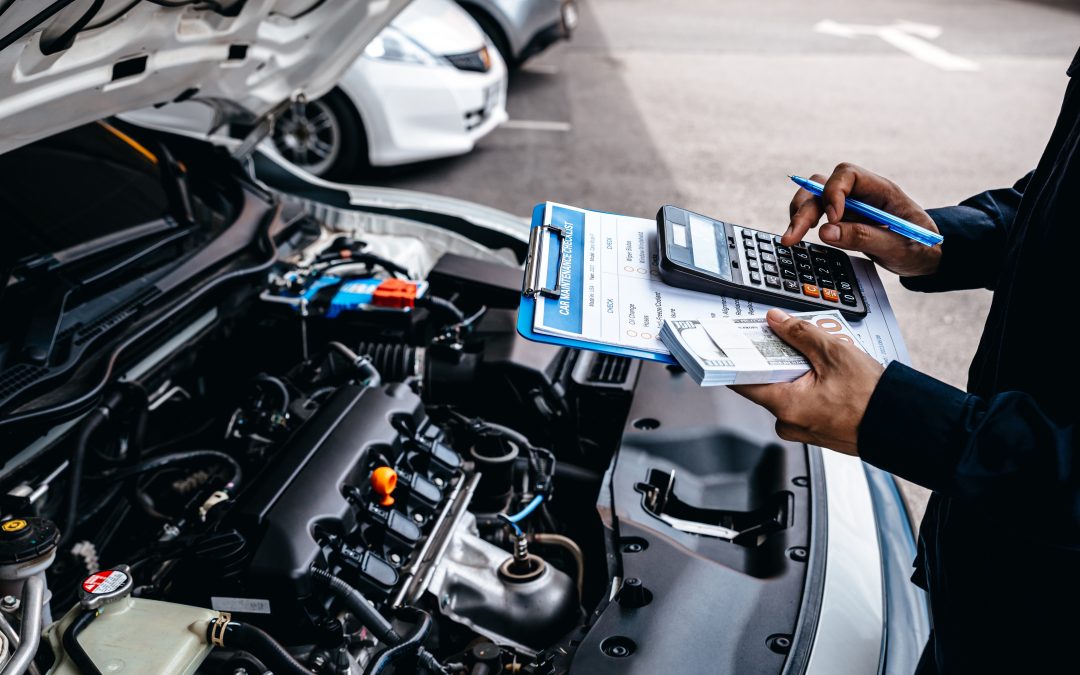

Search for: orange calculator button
xmin=821 ymin=288 xmax=839 ymax=302
xmin=802 ymin=284 xmax=820 ymax=298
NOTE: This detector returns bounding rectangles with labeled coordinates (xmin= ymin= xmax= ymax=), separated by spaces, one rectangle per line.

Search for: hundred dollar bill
xmin=660 ymin=319 xmax=739 ymax=386
xmin=659 ymin=310 xmax=867 ymax=386
xmin=665 ymin=320 xmax=737 ymax=367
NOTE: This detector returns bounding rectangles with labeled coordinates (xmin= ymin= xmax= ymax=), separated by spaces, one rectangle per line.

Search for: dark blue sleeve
xmin=858 ymin=362 xmax=1080 ymax=546
xmin=900 ymin=173 xmax=1032 ymax=293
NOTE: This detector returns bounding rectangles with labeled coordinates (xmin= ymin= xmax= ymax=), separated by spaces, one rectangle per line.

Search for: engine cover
xmin=215 ymin=383 xmax=461 ymax=635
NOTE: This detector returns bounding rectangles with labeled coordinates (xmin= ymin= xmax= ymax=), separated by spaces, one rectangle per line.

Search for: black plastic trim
xmin=0 ymin=188 xmax=279 ymax=430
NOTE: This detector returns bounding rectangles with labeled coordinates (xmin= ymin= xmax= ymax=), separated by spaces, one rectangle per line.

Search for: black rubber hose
xmin=514 ymin=458 xmax=599 ymax=485
xmin=354 ymin=252 xmax=410 ymax=278
xmin=328 ymin=341 xmax=382 ymax=388
xmin=421 ymin=296 xmax=466 ymax=324
xmin=122 ymin=381 xmax=150 ymax=461
xmin=61 ymin=407 xmax=110 ymax=547
xmin=207 ymin=620 xmax=311 ymax=675
xmin=310 ymin=568 xmax=399 ymax=646
xmin=95 ymin=449 xmax=242 ymax=491
xmin=253 ymin=373 xmax=290 ymax=415
xmin=475 ymin=421 xmax=553 ymax=493
xmin=76 ymin=482 xmax=125 ymax=526
xmin=63 ymin=610 xmax=103 ymax=675
xmin=362 ymin=607 xmax=432 ymax=675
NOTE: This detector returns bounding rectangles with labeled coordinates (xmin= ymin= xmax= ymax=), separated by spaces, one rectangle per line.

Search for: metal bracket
xmin=635 ymin=469 xmax=790 ymax=545
xmin=523 ymin=224 xmax=565 ymax=299
xmin=210 ymin=612 xmax=231 ymax=647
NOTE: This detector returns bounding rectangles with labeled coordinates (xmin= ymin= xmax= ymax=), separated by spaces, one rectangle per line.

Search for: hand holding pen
xmin=784 ymin=163 xmax=944 ymax=278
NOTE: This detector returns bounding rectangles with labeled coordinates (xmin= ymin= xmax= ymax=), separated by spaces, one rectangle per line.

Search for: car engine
xmin=0 ymin=154 xmax=623 ymax=672
xmin=0 ymin=124 xmax=812 ymax=675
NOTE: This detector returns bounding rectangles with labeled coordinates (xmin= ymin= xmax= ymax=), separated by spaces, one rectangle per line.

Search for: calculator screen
xmin=685 ymin=212 xmax=732 ymax=280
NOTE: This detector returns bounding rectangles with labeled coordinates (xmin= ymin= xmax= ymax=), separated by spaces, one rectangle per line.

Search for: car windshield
xmin=0 ymin=121 xmax=241 ymax=382
xmin=0 ymin=121 xmax=172 ymax=270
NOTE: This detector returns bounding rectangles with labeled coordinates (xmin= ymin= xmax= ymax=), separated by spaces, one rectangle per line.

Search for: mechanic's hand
xmin=732 ymin=308 xmax=885 ymax=456
xmin=781 ymin=163 xmax=942 ymax=278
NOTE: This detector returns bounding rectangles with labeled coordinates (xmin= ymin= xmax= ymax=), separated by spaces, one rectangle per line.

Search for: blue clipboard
xmin=515 ymin=203 xmax=676 ymax=364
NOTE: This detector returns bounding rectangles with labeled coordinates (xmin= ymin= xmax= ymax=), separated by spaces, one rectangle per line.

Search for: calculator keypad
xmin=734 ymin=226 xmax=860 ymax=311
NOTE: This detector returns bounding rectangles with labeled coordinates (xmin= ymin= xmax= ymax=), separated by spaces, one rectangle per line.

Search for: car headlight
xmin=364 ymin=27 xmax=443 ymax=67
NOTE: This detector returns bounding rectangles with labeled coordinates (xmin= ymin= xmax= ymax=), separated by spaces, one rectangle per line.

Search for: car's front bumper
xmin=341 ymin=54 xmax=508 ymax=167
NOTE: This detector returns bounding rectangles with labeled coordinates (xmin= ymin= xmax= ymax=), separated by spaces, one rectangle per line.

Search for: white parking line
xmin=500 ymin=119 xmax=572 ymax=132
xmin=815 ymin=19 xmax=979 ymax=72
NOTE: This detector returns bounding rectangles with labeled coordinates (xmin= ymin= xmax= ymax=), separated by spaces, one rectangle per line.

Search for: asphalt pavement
xmin=371 ymin=0 xmax=1080 ymax=521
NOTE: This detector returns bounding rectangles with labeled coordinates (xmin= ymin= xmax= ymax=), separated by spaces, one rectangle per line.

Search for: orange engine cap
xmin=370 ymin=466 xmax=398 ymax=506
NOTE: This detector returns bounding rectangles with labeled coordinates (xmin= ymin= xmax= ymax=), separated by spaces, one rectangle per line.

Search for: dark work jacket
xmin=858 ymin=48 xmax=1080 ymax=674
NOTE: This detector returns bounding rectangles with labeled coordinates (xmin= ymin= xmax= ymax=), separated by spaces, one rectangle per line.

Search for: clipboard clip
xmin=523 ymin=223 xmax=564 ymax=299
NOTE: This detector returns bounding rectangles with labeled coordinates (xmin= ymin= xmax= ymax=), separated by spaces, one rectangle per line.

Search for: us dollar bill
xmin=659 ymin=310 xmax=866 ymax=386
xmin=665 ymin=320 xmax=736 ymax=368
xmin=727 ymin=316 xmax=807 ymax=366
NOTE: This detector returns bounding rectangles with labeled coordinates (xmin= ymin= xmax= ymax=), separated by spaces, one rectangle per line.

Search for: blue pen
xmin=789 ymin=175 xmax=943 ymax=247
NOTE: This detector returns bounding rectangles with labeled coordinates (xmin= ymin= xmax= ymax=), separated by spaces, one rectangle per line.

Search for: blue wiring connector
xmin=500 ymin=494 xmax=545 ymax=536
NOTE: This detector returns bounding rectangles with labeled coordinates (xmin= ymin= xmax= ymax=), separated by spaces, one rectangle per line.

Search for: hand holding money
xmin=731 ymin=308 xmax=885 ymax=456
xmin=660 ymin=309 xmax=868 ymax=385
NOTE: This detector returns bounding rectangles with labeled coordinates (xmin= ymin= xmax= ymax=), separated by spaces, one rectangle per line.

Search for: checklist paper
xmin=527 ymin=202 xmax=910 ymax=369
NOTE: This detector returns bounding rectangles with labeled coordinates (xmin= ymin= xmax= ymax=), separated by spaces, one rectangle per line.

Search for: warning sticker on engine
xmin=82 ymin=569 xmax=128 ymax=595
xmin=211 ymin=596 xmax=272 ymax=614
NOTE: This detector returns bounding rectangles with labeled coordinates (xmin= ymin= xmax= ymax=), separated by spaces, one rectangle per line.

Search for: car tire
xmin=271 ymin=87 xmax=368 ymax=180
xmin=462 ymin=6 xmax=515 ymax=69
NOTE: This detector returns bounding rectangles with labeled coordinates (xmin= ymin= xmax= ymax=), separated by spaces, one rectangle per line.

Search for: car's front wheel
xmin=271 ymin=88 xmax=366 ymax=179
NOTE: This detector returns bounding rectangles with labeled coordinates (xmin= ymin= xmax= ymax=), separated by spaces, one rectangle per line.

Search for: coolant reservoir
xmin=44 ymin=567 xmax=219 ymax=674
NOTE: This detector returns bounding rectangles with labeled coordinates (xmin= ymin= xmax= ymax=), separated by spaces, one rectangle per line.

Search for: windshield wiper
xmin=14 ymin=223 xmax=195 ymax=367
xmin=16 ymin=219 xmax=185 ymax=278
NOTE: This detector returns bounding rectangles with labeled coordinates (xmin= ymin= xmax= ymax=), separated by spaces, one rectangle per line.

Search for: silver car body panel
xmin=458 ymin=0 xmax=564 ymax=59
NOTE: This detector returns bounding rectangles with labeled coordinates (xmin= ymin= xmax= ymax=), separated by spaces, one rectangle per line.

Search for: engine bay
xmin=0 ymin=124 xmax=815 ymax=675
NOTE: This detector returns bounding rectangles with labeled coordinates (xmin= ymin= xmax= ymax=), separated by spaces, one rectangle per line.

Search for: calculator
xmin=655 ymin=205 xmax=868 ymax=320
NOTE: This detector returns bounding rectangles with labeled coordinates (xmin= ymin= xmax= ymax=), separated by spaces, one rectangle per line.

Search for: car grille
xmin=445 ymin=46 xmax=491 ymax=73
xmin=464 ymin=81 xmax=501 ymax=131
xmin=464 ymin=105 xmax=489 ymax=131
xmin=0 ymin=363 xmax=47 ymax=403
xmin=587 ymin=354 xmax=632 ymax=384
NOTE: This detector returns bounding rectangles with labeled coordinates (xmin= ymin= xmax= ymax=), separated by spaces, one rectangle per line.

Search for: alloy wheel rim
xmin=273 ymin=99 xmax=341 ymax=175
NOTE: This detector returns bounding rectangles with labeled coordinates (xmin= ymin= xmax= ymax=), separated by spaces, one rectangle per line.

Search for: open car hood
xmin=0 ymin=0 xmax=409 ymax=154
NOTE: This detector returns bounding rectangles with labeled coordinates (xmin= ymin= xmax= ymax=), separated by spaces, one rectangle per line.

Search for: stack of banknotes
xmin=659 ymin=310 xmax=867 ymax=385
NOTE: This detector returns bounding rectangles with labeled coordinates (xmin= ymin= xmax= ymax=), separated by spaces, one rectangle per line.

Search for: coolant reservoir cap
xmin=79 ymin=565 xmax=133 ymax=610
xmin=0 ymin=517 xmax=59 ymax=564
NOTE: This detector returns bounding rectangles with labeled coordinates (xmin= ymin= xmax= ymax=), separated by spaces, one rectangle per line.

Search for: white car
xmin=272 ymin=0 xmax=508 ymax=176
xmin=124 ymin=0 xmax=508 ymax=178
